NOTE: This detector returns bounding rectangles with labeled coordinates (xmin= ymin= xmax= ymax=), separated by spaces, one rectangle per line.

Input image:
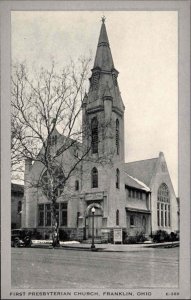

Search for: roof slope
xmin=124 ymin=172 xmax=150 ymax=191
xmin=125 ymin=158 xmax=158 ymax=187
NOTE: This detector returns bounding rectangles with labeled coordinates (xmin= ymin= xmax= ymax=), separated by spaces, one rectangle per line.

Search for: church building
xmin=22 ymin=19 xmax=179 ymax=242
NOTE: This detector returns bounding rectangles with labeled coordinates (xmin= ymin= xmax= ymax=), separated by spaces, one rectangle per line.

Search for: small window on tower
xmin=112 ymin=73 xmax=118 ymax=86
xmin=116 ymin=168 xmax=120 ymax=189
xmin=91 ymin=73 xmax=100 ymax=90
xmin=116 ymin=119 xmax=119 ymax=155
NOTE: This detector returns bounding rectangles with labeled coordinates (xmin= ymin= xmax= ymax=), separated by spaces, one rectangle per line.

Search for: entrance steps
xmin=82 ymin=238 xmax=102 ymax=244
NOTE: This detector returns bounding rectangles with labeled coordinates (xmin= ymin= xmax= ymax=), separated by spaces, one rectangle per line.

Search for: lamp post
xmin=91 ymin=207 xmax=96 ymax=250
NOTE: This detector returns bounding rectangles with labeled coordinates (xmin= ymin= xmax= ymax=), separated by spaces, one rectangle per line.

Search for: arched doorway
xmin=85 ymin=203 xmax=103 ymax=238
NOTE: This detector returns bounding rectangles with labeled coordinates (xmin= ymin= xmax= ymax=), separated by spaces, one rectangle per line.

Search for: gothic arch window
xmin=116 ymin=209 xmax=119 ymax=226
xmin=157 ymin=183 xmax=170 ymax=227
xmin=116 ymin=168 xmax=120 ymax=189
xmin=91 ymin=117 xmax=98 ymax=154
xmin=41 ymin=166 xmax=65 ymax=198
xmin=116 ymin=119 xmax=120 ymax=155
xmin=91 ymin=167 xmax=98 ymax=188
xmin=75 ymin=180 xmax=79 ymax=191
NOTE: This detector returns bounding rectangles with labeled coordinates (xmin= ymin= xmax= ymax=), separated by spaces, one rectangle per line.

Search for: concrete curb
xmin=29 ymin=240 xmax=179 ymax=252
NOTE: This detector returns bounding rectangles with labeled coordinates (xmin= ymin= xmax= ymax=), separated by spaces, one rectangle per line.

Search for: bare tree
xmin=11 ymin=59 xmax=115 ymax=246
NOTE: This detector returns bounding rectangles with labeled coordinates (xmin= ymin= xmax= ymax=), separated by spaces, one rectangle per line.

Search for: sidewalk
xmin=31 ymin=240 xmax=179 ymax=251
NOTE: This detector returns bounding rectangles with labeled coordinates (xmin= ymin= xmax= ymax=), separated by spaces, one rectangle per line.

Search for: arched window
xmin=91 ymin=117 xmax=98 ymax=154
xmin=116 ymin=168 xmax=120 ymax=189
xmin=116 ymin=209 xmax=119 ymax=226
xmin=91 ymin=167 xmax=98 ymax=188
xmin=157 ymin=183 xmax=170 ymax=227
xmin=41 ymin=166 xmax=65 ymax=198
xmin=116 ymin=119 xmax=119 ymax=155
xmin=75 ymin=180 xmax=79 ymax=191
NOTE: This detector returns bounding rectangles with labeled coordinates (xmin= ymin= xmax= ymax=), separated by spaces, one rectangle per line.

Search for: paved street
xmin=12 ymin=246 xmax=179 ymax=289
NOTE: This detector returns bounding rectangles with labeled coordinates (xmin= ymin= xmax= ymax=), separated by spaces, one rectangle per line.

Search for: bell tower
xmin=82 ymin=17 xmax=125 ymax=163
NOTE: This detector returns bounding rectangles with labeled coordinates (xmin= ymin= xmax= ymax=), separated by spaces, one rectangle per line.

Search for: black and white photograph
xmin=1 ymin=1 xmax=190 ymax=299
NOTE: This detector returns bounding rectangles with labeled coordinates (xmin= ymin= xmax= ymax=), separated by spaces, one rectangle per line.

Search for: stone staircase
xmin=82 ymin=238 xmax=102 ymax=244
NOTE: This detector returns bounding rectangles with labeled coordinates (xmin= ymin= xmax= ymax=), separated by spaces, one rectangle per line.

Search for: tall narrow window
xmin=91 ymin=117 xmax=98 ymax=154
xmin=157 ymin=203 xmax=160 ymax=226
xmin=77 ymin=212 xmax=80 ymax=227
xmin=45 ymin=204 xmax=51 ymax=226
xmin=38 ymin=204 xmax=44 ymax=226
xmin=168 ymin=205 xmax=171 ymax=227
xmin=92 ymin=167 xmax=98 ymax=188
xmin=130 ymin=215 xmax=135 ymax=226
xmin=55 ymin=203 xmax=59 ymax=226
xmin=75 ymin=180 xmax=79 ymax=191
xmin=165 ymin=204 xmax=167 ymax=226
xmin=116 ymin=119 xmax=120 ymax=155
xmin=161 ymin=204 xmax=164 ymax=226
xmin=61 ymin=203 xmax=68 ymax=226
xmin=116 ymin=209 xmax=119 ymax=226
xmin=17 ymin=201 xmax=22 ymax=213
xmin=116 ymin=168 xmax=120 ymax=189
xmin=157 ymin=183 xmax=170 ymax=228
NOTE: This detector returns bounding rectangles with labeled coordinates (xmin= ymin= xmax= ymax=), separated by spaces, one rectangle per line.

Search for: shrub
xmin=59 ymin=229 xmax=69 ymax=241
xmin=136 ymin=231 xmax=147 ymax=243
xmin=125 ymin=236 xmax=137 ymax=244
xmin=169 ymin=231 xmax=179 ymax=241
xmin=152 ymin=230 xmax=170 ymax=243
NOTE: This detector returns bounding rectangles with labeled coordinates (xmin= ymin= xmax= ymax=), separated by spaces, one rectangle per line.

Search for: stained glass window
xmin=157 ymin=183 xmax=170 ymax=227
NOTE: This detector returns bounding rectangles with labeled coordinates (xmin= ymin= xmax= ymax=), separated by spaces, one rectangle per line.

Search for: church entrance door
xmin=86 ymin=205 xmax=103 ymax=238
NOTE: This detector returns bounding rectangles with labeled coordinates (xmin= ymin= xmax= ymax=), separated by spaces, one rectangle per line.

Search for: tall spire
xmin=93 ymin=17 xmax=114 ymax=71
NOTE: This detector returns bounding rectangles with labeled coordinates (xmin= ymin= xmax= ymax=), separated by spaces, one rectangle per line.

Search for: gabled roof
xmin=124 ymin=172 xmax=150 ymax=192
xmin=125 ymin=157 xmax=158 ymax=187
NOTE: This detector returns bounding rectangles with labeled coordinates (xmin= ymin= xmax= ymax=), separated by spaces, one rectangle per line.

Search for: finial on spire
xmin=101 ymin=15 xmax=106 ymax=23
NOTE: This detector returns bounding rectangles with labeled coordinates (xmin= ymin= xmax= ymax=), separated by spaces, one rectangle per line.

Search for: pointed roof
xmin=125 ymin=157 xmax=158 ymax=187
xmin=93 ymin=18 xmax=114 ymax=71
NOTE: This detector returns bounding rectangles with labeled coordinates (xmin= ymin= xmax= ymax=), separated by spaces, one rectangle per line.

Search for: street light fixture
xmin=91 ymin=207 xmax=96 ymax=250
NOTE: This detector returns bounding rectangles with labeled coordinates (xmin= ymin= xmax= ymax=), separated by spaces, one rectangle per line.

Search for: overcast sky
xmin=11 ymin=11 xmax=178 ymax=194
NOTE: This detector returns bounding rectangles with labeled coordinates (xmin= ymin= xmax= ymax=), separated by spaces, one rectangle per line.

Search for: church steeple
xmin=85 ymin=18 xmax=124 ymax=114
xmin=83 ymin=18 xmax=125 ymax=162
xmin=93 ymin=17 xmax=114 ymax=71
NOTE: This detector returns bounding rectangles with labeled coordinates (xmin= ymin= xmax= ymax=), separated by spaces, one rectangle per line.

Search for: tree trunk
xmin=51 ymin=201 xmax=60 ymax=247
